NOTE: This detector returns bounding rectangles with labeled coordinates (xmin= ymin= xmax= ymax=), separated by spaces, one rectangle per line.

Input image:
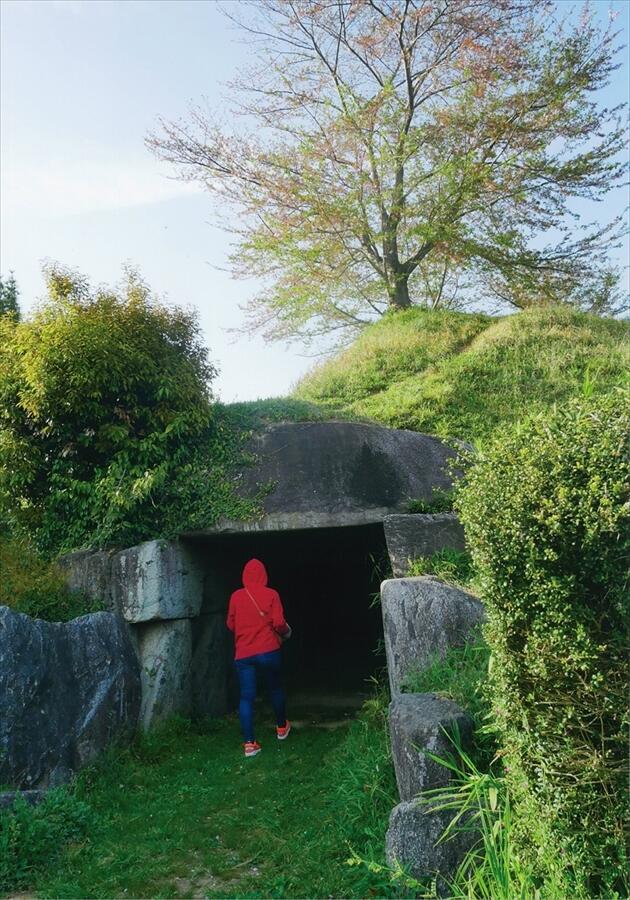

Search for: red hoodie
xmin=227 ymin=558 xmax=290 ymax=660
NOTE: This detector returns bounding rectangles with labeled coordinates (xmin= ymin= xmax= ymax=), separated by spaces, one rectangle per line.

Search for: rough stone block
xmin=135 ymin=619 xmax=192 ymax=730
xmin=191 ymin=613 xmax=231 ymax=719
xmin=57 ymin=549 xmax=114 ymax=608
xmin=202 ymin=421 xmax=459 ymax=533
xmin=0 ymin=606 xmax=140 ymax=789
xmin=381 ymin=576 xmax=485 ymax=695
xmin=111 ymin=540 xmax=203 ymax=622
xmin=386 ymin=799 xmax=476 ymax=894
xmin=389 ymin=693 xmax=473 ymax=802
xmin=384 ymin=514 xmax=466 ymax=577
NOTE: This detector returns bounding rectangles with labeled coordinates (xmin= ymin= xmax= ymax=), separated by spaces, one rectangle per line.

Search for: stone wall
xmin=381 ymin=575 xmax=485 ymax=696
xmin=383 ymin=513 xmax=466 ymax=577
xmin=381 ymin=576 xmax=485 ymax=889
xmin=59 ymin=539 xmax=230 ymax=730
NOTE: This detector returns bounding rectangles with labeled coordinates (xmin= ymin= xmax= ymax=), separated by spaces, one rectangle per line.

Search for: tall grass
xmin=422 ymin=743 xmax=538 ymax=900
xmin=0 ymin=789 xmax=94 ymax=893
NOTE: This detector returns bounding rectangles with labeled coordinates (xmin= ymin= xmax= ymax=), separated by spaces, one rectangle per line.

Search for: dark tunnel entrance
xmin=185 ymin=523 xmax=389 ymax=712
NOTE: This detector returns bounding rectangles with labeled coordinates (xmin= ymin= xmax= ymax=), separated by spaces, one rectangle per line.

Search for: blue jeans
xmin=235 ymin=650 xmax=287 ymax=743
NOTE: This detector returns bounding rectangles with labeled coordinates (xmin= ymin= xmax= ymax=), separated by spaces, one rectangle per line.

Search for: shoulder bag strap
xmin=244 ymin=586 xmax=266 ymax=618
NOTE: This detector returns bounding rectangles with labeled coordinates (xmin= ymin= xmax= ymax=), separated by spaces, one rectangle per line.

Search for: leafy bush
xmin=456 ymin=390 xmax=630 ymax=897
xmin=0 ymin=789 xmax=94 ymax=892
xmin=0 ymin=267 xmax=260 ymax=553
xmin=0 ymin=535 xmax=102 ymax=621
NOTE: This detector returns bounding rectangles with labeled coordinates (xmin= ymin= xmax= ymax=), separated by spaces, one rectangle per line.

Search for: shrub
xmin=456 ymin=389 xmax=630 ymax=897
xmin=0 ymin=535 xmax=102 ymax=621
xmin=0 ymin=789 xmax=94 ymax=893
xmin=0 ymin=266 xmax=259 ymax=553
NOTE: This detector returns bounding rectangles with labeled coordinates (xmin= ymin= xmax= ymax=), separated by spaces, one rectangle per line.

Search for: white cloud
xmin=1 ymin=158 xmax=201 ymax=218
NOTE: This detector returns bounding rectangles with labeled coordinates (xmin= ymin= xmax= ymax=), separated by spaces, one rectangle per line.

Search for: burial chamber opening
xmin=184 ymin=523 xmax=389 ymax=711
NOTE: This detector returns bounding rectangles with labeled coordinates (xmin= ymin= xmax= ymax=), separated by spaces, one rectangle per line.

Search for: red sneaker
xmin=276 ymin=720 xmax=291 ymax=741
xmin=244 ymin=741 xmax=261 ymax=757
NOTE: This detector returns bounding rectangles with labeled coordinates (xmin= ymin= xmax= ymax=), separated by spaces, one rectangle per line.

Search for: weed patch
xmin=406 ymin=549 xmax=475 ymax=591
xmin=0 ymin=789 xmax=94 ymax=894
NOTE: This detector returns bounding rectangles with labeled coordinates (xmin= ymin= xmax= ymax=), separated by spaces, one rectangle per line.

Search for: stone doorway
xmin=185 ymin=523 xmax=389 ymax=715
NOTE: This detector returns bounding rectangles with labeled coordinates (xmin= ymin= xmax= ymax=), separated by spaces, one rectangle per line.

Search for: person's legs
xmin=257 ymin=650 xmax=287 ymax=728
xmin=235 ymin=657 xmax=257 ymax=743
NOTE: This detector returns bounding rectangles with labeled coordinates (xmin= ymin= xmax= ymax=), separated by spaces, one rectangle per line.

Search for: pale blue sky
xmin=1 ymin=0 xmax=628 ymax=401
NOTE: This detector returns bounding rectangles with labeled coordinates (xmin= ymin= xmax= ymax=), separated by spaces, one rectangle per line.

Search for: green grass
xmin=220 ymin=396 xmax=352 ymax=430
xmin=294 ymin=306 xmax=630 ymax=445
xmin=400 ymin=635 xmax=493 ymax=764
xmin=406 ymin=488 xmax=455 ymax=514
xmin=16 ymin=703 xmax=401 ymax=900
xmin=406 ymin=549 xmax=476 ymax=592
xmin=0 ymin=536 xmax=104 ymax=622
xmin=1 ymin=789 xmax=94 ymax=893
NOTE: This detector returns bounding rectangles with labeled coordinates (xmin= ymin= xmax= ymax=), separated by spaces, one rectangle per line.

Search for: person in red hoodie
xmin=227 ymin=558 xmax=292 ymax=757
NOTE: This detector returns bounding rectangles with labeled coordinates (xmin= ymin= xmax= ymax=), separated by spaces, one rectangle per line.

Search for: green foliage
xmin=328 ymin=689 xmax=398 ymax=854
xmin=407 ymin=488 xmax=455 ymax=514
xmin=224 ymin=395 xmax=348 ymax=428
xmin=456 ymin=390 xmax=630 ymax=897
xmin=421 ymin=741 xmax=539 ymax=900
xmin=151 ymin=3 xmax=627 ymax=343
xmin=401 ymin=636 xmax=493 ymax=764
xmin=0 ymin=535 xmax=102 ymax=621
xmin=0 ymin=267 xmax=260 ymax=553
xmin=406 ymin=549 xmax=475 ymax=591
xmin=295 ymin=306 xmax=630 ymax=445
xmin=27 ymin=701 xmax=400 ymax=899
xmin=0 ymin=272 xmax=20 ymax=319
xmin=0 ymin=789 xmax=94 ymax=893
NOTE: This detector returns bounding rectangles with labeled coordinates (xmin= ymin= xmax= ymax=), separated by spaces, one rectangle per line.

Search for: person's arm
xmin=270 ymin=591 xmax=290 ymax=636
xmin=226 ymin=594 xmax=236 ymax=632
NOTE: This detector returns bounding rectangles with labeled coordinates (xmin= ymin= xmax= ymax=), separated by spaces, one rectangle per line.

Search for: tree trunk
xmin=388 ymin=275 xmax=411 ymax=310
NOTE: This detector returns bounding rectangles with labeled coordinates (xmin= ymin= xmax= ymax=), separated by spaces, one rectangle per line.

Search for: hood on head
xmin=242 ymin=558 xmax=268 ymax=589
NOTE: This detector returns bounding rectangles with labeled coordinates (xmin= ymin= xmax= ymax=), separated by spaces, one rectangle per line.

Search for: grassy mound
xmin=294 ymin=306 xmax=629 ymax=445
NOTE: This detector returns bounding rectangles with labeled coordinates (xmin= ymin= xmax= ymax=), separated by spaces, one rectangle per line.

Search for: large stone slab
xmin=191 ymin=614 xmax=231 ymax=719
xmin=111 ymin=540 xmax=203 ymax=622
xmin=0 ymin=606 xmax=140 ymax=789
xmin=183 ymin=422 xmax=459 ymax=534
xmin=386 ymin=799 xmax=476 ymax=895
xmin=381 ymin=576 xmax=485 ymax=695
xmin=389 ymin=693 xmax=473 ymax=802
xmin=384 ymin=514 xmax=466 ymax=577
xmin=135 ymin=618 xmax=192 ymax=730
xmin=57 ymin=549 xmax=114 ymax=608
